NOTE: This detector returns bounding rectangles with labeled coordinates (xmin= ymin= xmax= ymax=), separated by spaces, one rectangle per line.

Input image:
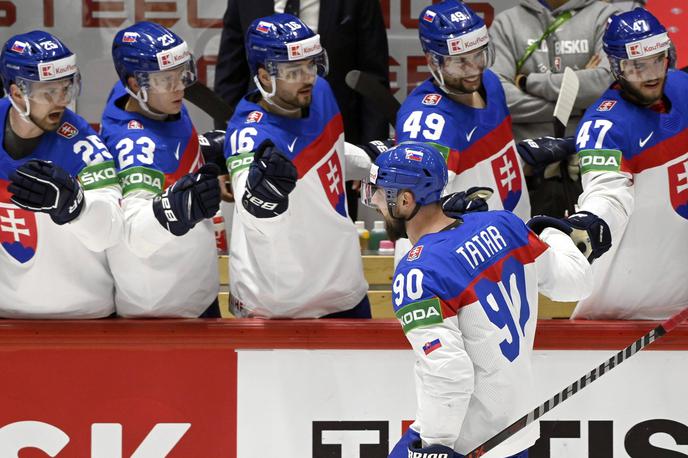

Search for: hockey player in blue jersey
xmin=362 ymin=142 xmax=609 ymax=457
xmin=100 ymin=22 xmax=221 ymax=317
xmin=0 ymin=31 xmax=123 ymax=318
xmin=571 ymin=8 xmax=688 ymax=320
xmin=224 ymin=13 xmax=378 ymax=318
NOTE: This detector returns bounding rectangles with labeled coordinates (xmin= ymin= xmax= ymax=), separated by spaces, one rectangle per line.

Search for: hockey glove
xmin=527 ymin=211 xmax=612 ymax=263
xmin=358 ymin=139 xmax=395 ymax=161
xmin=441 ymin=186 xmax=493 ymax=218
xmin=516 ymin=136 xmax=576 ymax=178
xmin=153 ymin=163 xmax=221 ymax=236
xmin=408 ymin=441 xmax=461 ymax=458
xmin=198 ymin=130 xmax=228 ymax=174
xmin=8 ymin=159 xmax=84 ymax=225
xmin=242 ymin=141 xmax=297 ymax=218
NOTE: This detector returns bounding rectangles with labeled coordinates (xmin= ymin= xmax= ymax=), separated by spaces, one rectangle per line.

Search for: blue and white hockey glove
xmin=527 ymin=211 xmax=612 ymax=263
xmin=408 ymin=441 xmax=461 ymax=458
xmin=153 ymin=163 xmax=221 ymax=236
xmin=516 ymin=136 xmax=576 ymax=178
xmin=199 ymin=130 xmax=228 ymax=174
xmin=358 ymin=139 xmax=395 ymax=161
xmin=8 ymin=159 xmax=84 ymax=225
xmin=441 ymin=186 xmax=493 ymax=218
xmin=242 ymin=141 xmax=297 ymax=218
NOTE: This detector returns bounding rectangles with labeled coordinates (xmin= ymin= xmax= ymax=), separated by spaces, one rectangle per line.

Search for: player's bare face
xmin=274 ymin=59 xmax=318 ymax=109
xmin=620 ymin=53 xmax=668 ymax=105
xmin=20 ymin=79 xmax=75 ymax=132
xmin=145 ymin=66 xmax=190 ymax=115
xmin=441 ymin=48 xmax=487 ymax=93
xmin=146 ymin=90 xmax=185 ymax=115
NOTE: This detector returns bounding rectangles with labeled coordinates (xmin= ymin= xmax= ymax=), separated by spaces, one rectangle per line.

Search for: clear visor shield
xmin=361 ymin=181 xmax=400 ymax=210
xmin=270 ymin=52 xmax=329 ymax=83
xmin=16 ymin=73 xmax=81 ymax=106
xmin=438 ymin=46 xmax=493 ymax=79
xmin=618 ymin=52 xmax=668 ymax=82
xmin=138 ymin=59 xmax=197 ymax=94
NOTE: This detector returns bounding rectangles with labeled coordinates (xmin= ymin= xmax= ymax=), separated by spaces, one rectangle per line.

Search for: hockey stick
xmin=345 ymin=70 xmax=400 ymax=127
xmin=552 ymin=67 xmax=579 ymax=138
xmin=184 ymin=82 xmax=234 ymax=126
xmin=464 ymin=307 xmax=688 ymax=458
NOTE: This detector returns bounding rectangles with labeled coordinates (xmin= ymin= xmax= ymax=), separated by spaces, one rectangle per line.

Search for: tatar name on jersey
xmin=100 ymin=81 xmax=204 ymax=196
xmin=0 ymin=98 xmax=118 ymax=263
xmin=396 ymin=71 xmax=528 ymax=218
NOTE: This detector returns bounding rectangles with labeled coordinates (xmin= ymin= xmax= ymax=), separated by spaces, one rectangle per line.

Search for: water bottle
xmin=378 ymin=240 xmax=395 ymax=255
xmin=369 ymin=220 xmax=387 ymax=252
xmin=355 ymin=220 xmax=370 ymax=251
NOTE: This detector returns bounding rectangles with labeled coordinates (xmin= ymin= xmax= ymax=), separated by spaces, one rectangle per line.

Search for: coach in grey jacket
xmin=489 ymin=0 xmax=621 ymax=140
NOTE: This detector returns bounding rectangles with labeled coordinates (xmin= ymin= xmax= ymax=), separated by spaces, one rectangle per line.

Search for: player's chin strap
xmin=253 ymin=75 xmax=300 ymax=116
xmin=124 ymin=86 xmax=168 ymax=121
xmin=7 ymin=89 xmax=34 ymax=124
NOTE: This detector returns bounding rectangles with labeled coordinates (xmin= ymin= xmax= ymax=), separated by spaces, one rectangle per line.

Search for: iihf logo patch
xmin=127 ymin=120 xmax=144 ymax=130
xmin=422 ymin=94 xmax=442 ymax=106
xmin=407 ymin=245 xmax=423 ymax=261
xmin=57 ymin=122 xmax=78 ymax=139
xmin=246 ymin=111 xmax=263 ymax=123
xmin=597 ymin=100 xmax=617 ymax=112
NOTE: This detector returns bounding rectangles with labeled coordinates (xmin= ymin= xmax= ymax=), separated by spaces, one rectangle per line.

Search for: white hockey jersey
xmin=0 ymin=99 xmax=123 ymax=318
xmin=225 ymin=77 xmax=368 ymax=318
xmin=572 ymin=71 xmax=688 ymax=320
xmin=393 ymin=211 xmax=591 ymax=455
xmin=100 ymin=83 xmax=218 ymax=317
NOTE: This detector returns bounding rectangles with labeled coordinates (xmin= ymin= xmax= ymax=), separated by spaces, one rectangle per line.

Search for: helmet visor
xmin=361 ymin=180 xmax=400 ymax=209
xmin=16 ymin=74 xmax=81 ymax=105
xmin=138 ymin=59 xmax=197 ymax=94
xmin=270 ymin=51 xmax=329 ymax=83
xmin=618 ymin=51 xmax=668 ymax=82
xmin=439 ymin=45 xmax=492 ymax=79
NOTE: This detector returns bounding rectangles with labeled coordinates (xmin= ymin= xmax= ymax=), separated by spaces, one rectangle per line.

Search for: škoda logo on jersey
xmin=668 ymin=159 xmax=688 ymax=220
xmin=57 ymin=122 xmax=78 ymax=139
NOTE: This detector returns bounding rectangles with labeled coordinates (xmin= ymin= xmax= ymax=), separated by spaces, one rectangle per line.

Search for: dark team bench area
xmin=217 ymin=255 xmax=578 ymax=319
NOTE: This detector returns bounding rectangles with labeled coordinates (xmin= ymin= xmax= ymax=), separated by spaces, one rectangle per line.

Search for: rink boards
xmin=0 ymin=319 xmax=686 ymax=457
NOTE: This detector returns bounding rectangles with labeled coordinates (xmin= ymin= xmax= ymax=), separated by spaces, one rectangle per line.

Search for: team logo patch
xmin=122 ymin=32 xmax=139 ymax=43
xmin=256 ymin=21 xmax=272 ymax=33
xmin=127 ymin=120 xmax=143 ymax=130
xmin=0 ymin=181 xmax=38 ymax=264
xmin=246 ymin=111 xmax=263 ymax=123
xmin=597 ymin=100 xmax=617 ymax=112
xmin=491 ymin=145 xmax=523 ymax=212
xmin=668 ymin=159 xmax=688 ymax=220
xmin=422 ymin=10 xmax=436 ymax=23
xmin=317 ymin=152 xmax=347 ymax=217
xmin=57 ymin=122 xmax=78 ymax=139
xmin=10 ymin=41 xmax=27 ymax=54
xmin=407 ymin=245 xmax=423 ymax=261
xmin=422 ymin=93 xmax=442 ymax=106
xmin=405 ymin=150 xmax=424 ymax=162
xmin=423 ymin=338 xmax=442 ymax=355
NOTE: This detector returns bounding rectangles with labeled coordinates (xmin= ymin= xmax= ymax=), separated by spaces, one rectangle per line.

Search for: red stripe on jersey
xmin=441 ymin=231 xmax=548 ymax=315
xmin=451 ymin=115 xmax=514 ymax=175
xmin=621 ymin=128 xmax=688 ymax=174
xmin=292 ymin=114 xmax=344 ymax=179
xmin=164 ymin=126 xmax=204 ymax=187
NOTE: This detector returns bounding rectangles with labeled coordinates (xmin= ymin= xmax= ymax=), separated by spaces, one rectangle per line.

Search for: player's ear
xmin=400 ymin=190 xmax=416 ymax=210
xmin=9 ymin=83 xmax=26 ymax=108
xmin=257 ymin=67 xmax=273 ymax=91
xmin=425 ymin=53 xmax=438 ymax=71
xmin=127 ymin=76 xmax=140 ymax=93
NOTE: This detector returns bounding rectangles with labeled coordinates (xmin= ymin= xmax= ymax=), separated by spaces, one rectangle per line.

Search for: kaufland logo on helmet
xmin=37 ymin=55 xmax=77 ymax=81
xmin=626 ymin=33 xmax=671 ymax=59
xmin=287 ymin=35 xmax=322 ymax=60
xmin=156 ymin=43 xmax=190 ymax=70
xmin=10 ymin=41 xmax=27 ymax=54
xmin=446 ymin=26 xmax=488 ymax=55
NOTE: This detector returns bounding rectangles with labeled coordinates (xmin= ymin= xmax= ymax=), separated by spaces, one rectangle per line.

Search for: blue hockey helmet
xmin=246 ymin=13 xmax=328 ymax=79
xmin=418 ymin=1 xmax=493 ymax=92
xmin=0 ymin=31 xmax=80 ymax=116
xmin=112 ymin=21 xmax=196 ymax=95
xmin=362 ymin=142 xmax=448 ymax=214
xmin=603 ymin=8 xmax=674 ymax=81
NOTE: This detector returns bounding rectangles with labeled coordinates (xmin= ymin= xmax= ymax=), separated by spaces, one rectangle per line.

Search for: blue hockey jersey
xmin=100 ymin=82 xmax=218 ymax=317
xmin=396 ymin=71 xmax=530 ymax=220
xmin=0 ymin=98 xmax=122 ymax=317
xmin=573 ymin=69 xmax=688 ymax=319
xmin=225 ymin=77 xmax=367 ymax=318
xmin=393 ymin=210 xmax=592 ymax=454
